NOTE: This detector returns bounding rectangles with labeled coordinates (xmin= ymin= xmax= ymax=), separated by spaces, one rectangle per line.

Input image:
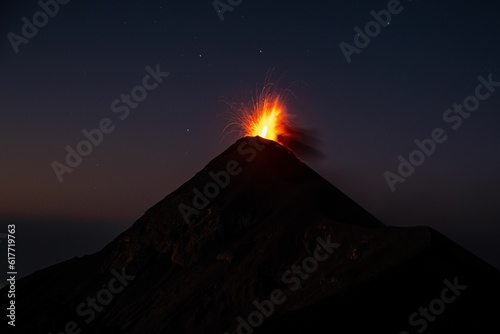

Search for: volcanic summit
xmin=5 ymin=136 xmax=499 ymax=334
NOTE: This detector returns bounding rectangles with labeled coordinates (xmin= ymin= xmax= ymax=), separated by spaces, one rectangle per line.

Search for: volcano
xmin=5 ymin=136 xmax=499 ymax=334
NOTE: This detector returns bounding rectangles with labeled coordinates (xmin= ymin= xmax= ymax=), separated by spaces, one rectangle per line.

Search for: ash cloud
xmin=278 ymin=124 xmax=324 ymax=159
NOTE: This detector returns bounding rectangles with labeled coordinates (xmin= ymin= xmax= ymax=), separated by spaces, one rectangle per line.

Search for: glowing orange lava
xmin=242 ymin=96 xmax=285 ymax=142
xmin=222 ymin=79 xmax=296 ymax=148
xmin=221 ymin=83 xmax=291 ymax=145
xmin=222 ymin=81 xmax=320 ymax=157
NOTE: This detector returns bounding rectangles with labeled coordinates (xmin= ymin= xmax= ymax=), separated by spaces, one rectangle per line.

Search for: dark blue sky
xmin=1 ymin=0 xmax=499 ymax=277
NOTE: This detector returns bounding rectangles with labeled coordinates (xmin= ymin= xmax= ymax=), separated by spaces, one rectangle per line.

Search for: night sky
xmin=1 ymin=0 xmax=499 ymax=278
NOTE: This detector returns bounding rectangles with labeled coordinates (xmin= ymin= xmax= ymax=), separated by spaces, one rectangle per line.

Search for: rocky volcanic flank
xmin=5 ymin=136 xmax=499 ymax=334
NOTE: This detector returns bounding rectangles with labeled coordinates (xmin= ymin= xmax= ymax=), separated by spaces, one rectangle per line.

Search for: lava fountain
xmin=224 ymin=82 xmax=292 ymax=145
xmin=223 ymin=80 xmax=322 ymax=158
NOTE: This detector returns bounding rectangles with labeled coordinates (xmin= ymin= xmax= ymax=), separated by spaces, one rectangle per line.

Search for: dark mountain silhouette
xmin=4 ymin=136 xmax=499 ymax=334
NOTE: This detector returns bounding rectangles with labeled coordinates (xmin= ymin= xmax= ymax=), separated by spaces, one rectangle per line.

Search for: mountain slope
xmin=5 ymin=136 xmax=499 ymax=334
